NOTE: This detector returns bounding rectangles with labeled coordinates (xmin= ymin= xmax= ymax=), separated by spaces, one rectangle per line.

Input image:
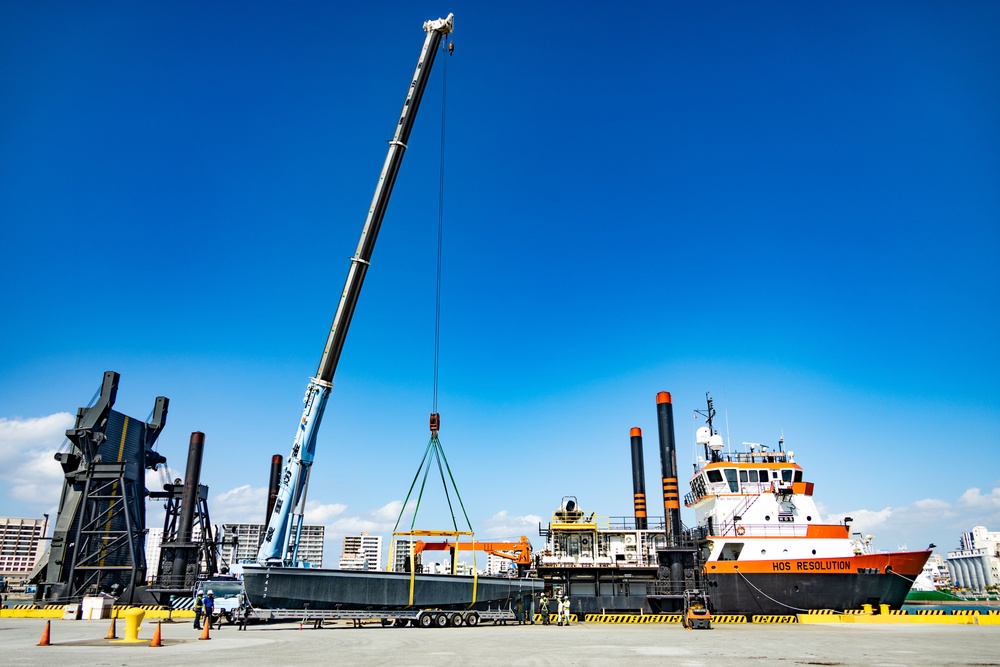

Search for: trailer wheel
xmin=434 ymin=613 xmax=449 ymax=628
xmin=419 ymin=613 xmax=434 ymax=629
xmin=465 ymin=612 xmax=479 ymax=627
xmin=394 ymin=619 xmax=408 ymax=628
xmin=449 ymin=613 xmax=463 ymax=627
xmin=381 ymin=619 xmax=392 ymax=627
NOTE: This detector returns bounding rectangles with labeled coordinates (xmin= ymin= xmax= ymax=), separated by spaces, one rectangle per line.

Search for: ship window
xmin=725 ymin=469 xmax=738 ymax=492
xmin=762 ymin=470 xmax=771 ymax=481
xmin=748 ymin=470 xmax=759 ymax=482
xmin=781 ymin=470 xmax=793 ymax=483
xmin=739 ymin=469 xmax=748 ymax=483
xmin=706 ymin=470 xmax=723 ymax=483
xmin=794 ymin=470 xmax=803 ymax=483
xmin=720 ymin=543 xmax=744 ymax=561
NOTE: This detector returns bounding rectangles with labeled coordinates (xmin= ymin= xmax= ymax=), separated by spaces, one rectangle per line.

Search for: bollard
xmin=112 ymin=608 xmax=147 ymax=643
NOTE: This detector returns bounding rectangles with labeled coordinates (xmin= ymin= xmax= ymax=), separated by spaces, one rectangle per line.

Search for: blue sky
xmin=2 ymin=1 xmax=998 ymax=567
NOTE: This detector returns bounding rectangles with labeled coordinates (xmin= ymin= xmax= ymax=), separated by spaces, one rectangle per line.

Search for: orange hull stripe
xmin=705 ymin=551 xmax=929 ymax=576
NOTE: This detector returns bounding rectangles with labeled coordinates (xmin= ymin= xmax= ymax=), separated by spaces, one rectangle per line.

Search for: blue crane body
xmin=257 ymin=13 xmax=455 ymax=566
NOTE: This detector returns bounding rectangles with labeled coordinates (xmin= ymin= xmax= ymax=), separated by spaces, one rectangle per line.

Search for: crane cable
xmin=432 ymin=37 xmax=448 ymax=416
xmin=389 ymin=34 xmax=474 ymax=544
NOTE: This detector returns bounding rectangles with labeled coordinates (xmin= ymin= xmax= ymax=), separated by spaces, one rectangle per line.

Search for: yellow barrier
xmin=752 ymin=615 xmax=797 ymax=623
xmin=712 ymin=614 xmax=748 ymax=623
xmin=1 ymin=606 xmax=195 ymax=620
xmin=582 ymin=613 xmax=682 ymax=624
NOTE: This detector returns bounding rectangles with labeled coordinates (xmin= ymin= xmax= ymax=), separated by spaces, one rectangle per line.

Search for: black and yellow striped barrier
xmin=532 ymin=614 xmax=578 ymax=623
xmin=916 ymin=609 xmax=945 ymax=615
xmin=806 ymin=609 xmax=837 ymax=614
xmin=579 ymin=614 xmax=683 ymax=624
xmin=712 ymin=614 xmax=748 ymax=623
xmin=752 ymin=615 xmax=797 ymax=623
xmin=953 ymin=609 xmax=980 ymax=615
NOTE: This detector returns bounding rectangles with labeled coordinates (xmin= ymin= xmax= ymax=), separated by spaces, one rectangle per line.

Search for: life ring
xmin=735 ymin=526 xmax=746 ymax=536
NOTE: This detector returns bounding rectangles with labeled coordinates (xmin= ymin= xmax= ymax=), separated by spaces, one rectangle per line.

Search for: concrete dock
xmin=4 ymin=617 xmax=999 ymax=666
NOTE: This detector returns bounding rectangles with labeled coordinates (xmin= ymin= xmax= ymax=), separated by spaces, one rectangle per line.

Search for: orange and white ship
xmin=534 ymin=392 xmax=931 ymax=615
xmin=686 ymin=394 xmax=930 ymax=613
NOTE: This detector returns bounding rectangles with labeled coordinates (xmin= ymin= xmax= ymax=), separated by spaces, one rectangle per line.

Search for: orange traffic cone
xmin=37 ymin=620 xmax=51 ymax=646
xmin=199 ymin=620 xmax=211 ymax=641
xmin=106 ymin=617 xmax=118 ymax=639
xmin=150 ymin=621 xmax=163 ymax=647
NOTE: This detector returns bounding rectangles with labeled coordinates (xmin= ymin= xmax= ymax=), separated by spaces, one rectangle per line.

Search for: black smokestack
xmin=266 ymin=454 xmax=283 ymax=526
xmin=656 ymin=392 xmax=682 ymax=546
xmin=629 ymin=427 xmax=648 ymax=530
xmin=173 ymin=431 xmax=205 ymax=580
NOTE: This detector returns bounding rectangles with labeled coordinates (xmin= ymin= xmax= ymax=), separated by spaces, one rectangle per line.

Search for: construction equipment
xmin=412 ymin=535 xmax=533 ymax=575
xmin=256 ymin=13 xmax=455 ymax=566
xmin=31 ymin=371 xmax=169 ymax=605
xmin=682 ymin=589 xmax=712 ymax=629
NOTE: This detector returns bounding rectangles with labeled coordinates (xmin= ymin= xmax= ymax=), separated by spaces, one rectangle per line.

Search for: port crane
xmin=257 ymin=13 xmax=455 ymax=565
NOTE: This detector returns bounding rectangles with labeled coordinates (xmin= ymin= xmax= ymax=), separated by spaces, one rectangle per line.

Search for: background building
xmin=339 ymin=533 xmax=382 ymax=571
xmin=221 ymin=523 xmax=325 ymax=568
xmin=389 ymin=538 xmax=414 ymax=573
xmin=0 ymin=516 xmax=48 ymax=591
xmin=946 ymin=526 xmax=1000 ymax=592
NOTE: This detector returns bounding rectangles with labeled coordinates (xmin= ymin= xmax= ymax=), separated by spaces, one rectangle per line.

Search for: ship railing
xmin=716 ymin=523 xmax=809 ymax=538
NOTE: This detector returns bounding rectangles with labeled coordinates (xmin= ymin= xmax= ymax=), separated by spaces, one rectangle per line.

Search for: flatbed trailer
xmin=246 ymin=606 xmax=517 ymax=628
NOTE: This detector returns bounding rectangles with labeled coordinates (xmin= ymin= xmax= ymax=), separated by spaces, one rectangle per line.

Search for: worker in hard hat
xmin=193 ymin=591 xmax=204 ymax=629
xmin=203 ymin=590 xmax=216 ymax=628
xmin=560 ymin=593 xmax=571 ymax=626
xmin=540 ymin=593 xmax=550 ymax=625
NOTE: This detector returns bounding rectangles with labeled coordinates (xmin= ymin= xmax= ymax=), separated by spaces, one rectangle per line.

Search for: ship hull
xmin=242 ymin=565 xmax=542 ymax=611
xmin=700 ymin=549 xmax=930 ymax=614
xmin=704 ymin=570 xmax=917 ymax=614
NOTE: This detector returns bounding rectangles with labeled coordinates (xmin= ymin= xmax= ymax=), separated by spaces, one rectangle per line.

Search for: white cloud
xmin=478 ymin=510 xmax=544 ymax=540
xmin=304 ymin=501 xmax=347 ymax=524
xmin=211 ymin=485 xmax=269 ymax=524
xmin=957 ymin=487 xmax=1000 ymax=511
xmin=0 ymin=413 xmax=73 ymax=516
xmin=825 ymin=485 xmax=1000 ymax=552
xmin=373 ymin=500 xmax=404 ymax=520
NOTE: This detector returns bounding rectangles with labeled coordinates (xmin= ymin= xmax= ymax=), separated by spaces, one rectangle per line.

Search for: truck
xmin=195 ymin=577 xmax=245 ymax=625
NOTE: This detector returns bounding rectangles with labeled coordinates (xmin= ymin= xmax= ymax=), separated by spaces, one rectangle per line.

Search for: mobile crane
xmin=257 ymin=13 xmax=455 ymax=566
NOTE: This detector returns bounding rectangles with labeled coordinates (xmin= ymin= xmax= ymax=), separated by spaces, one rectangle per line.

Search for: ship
xmin=536 ymin=392 xmax=931 ymax=615
xmin=242 ymin=565 xmax=541 ymax=611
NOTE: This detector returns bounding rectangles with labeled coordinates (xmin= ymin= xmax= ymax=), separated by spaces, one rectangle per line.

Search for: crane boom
xmin=258 ymin=13 xmax=455 ymax=565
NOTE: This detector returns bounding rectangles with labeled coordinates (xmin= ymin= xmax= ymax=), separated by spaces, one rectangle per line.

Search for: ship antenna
xmin=694 ymin=393 xmax=717 ymax=461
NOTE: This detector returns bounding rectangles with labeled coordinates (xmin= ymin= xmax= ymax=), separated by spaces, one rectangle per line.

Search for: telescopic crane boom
xmin=257 ymin=13 xmax=455 ymax=565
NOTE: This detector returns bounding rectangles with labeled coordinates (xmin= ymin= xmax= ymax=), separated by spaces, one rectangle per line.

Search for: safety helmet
xmin=207 ymin=590 xmax=214 ymax=595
